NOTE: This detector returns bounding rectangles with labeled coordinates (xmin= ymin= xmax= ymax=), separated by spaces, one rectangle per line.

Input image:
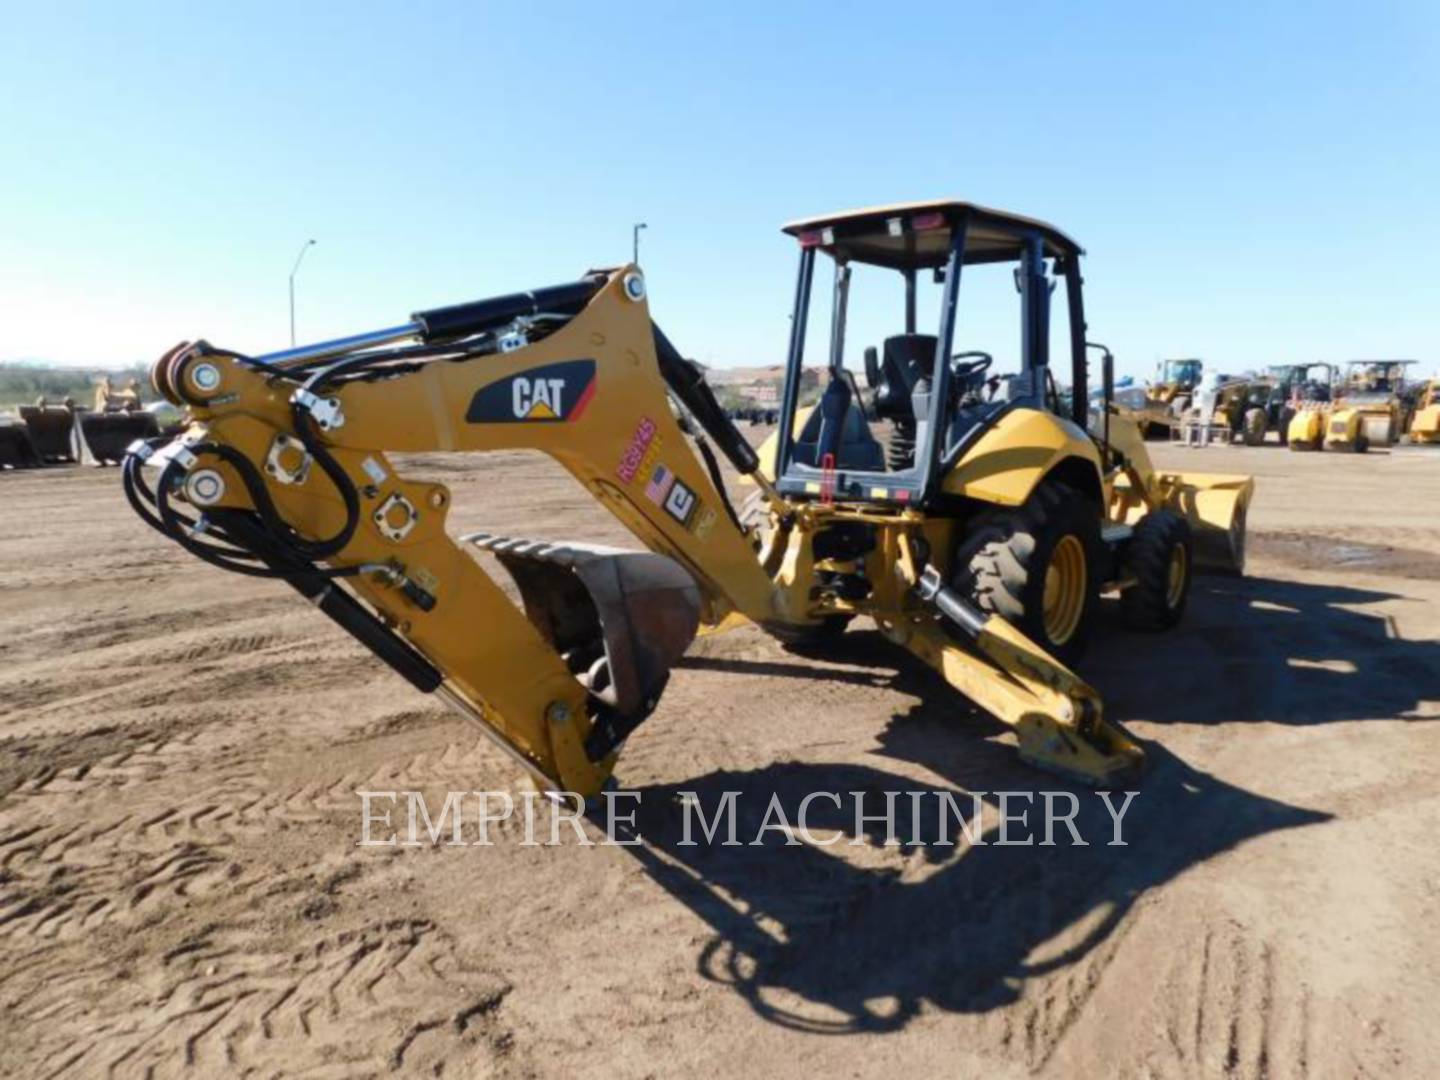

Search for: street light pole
xmin=632 ymin=222 xmax=647 ymax=266
xmin=289 ymin=239 xmax=317 ymax=347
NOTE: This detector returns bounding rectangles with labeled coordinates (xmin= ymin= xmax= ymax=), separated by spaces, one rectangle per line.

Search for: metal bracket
xmin=293 ymin=389 xmax=345 ymax=431
xmin=373 ymin=492 xmax=418 ymax=542
xmin=264 ymin=434 xmax=312 ymax=485
xmin=497 ymin=327 xmax=528 ymax=353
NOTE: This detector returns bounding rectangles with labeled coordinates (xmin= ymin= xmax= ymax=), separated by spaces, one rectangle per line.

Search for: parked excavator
xmin=123 ymin=201 xmax=1253 ymax=797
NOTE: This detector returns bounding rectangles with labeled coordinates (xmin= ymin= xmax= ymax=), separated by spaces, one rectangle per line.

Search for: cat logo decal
xmin=466 ymin=360 xmax=597 ymax=423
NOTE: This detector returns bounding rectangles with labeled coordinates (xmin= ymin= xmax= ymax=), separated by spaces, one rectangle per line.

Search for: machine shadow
xmin=1086 ymin=573 xmax=1440 ymax=727
xmin=679 ymin=571 xmax=1439 ymax=730
xmin=627 ymin=571 xmax=1426 ymax=1030
xmin=612 ymin=746 xmax=1326 ymax=1034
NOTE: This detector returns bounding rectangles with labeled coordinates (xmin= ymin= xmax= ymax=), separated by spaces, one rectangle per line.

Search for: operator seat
xmin=867 ymin=334 xmax=937 ymax=421
xmin=790 ymin=374 xmax=886 ymax=471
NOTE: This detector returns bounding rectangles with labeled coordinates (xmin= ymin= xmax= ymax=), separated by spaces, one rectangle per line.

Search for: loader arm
xmin=126 ymin=266 xmax=1145 ymax=796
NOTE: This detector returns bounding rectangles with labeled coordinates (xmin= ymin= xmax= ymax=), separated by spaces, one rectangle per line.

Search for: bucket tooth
xmin=465 ymin=533 xmax=701 ymax=724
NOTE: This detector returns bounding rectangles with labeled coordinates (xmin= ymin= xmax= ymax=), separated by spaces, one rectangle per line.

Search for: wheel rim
xmin=1166 ymin=543 xmax=1188 ymax=608
xmin=1042 ymin=535 xmax=1087 ymax=645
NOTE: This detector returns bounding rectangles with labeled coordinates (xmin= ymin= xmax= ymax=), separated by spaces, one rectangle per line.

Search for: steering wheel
xmin=951 ymin=351 xmax=993 ymax=380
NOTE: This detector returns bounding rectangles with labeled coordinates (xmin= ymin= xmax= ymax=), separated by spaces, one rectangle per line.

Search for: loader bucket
xmin=75 ymin=409 xmax=161 ymax=465
xmin=18 ymin=402 xmax=82 ymax=462
xmin=1153 ymin=472 xmax=1254 ymax=575
xmin=0 ymin=418 xmax=41 ymax=469
xmin=466 ymin=534 xmax=701 ymax=718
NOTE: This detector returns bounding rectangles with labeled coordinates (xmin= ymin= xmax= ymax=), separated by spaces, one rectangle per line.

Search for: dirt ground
xmin=2 ymin=439 xmax=1439 ymax=1078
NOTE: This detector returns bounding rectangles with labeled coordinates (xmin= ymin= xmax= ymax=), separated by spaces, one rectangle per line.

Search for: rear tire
xmin=1120 ymin=511 xmax=1193 ymax=630
xmin=954 ymin=479 xmax=1102 ymax=665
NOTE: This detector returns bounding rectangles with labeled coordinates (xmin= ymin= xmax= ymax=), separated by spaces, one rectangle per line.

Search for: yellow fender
xmin=1412 ymin=403 xmax=1440 ymax=444
xmin=942 ymin=407 xmax=1102 ymax=506
xmin=1324 ymin=406 xmax=1363 ymax=449
xmin=1287 ymin=407 xmax=1326 ymax=450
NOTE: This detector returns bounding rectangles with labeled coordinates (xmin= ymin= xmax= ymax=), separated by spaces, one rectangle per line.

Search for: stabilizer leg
xmin=889 ymin=565 xmax=1143 ymax=787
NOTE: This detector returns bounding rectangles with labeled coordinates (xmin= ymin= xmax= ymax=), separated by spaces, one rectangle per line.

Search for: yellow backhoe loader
xmin=123 ymin=201 xmax=1252 ymax=797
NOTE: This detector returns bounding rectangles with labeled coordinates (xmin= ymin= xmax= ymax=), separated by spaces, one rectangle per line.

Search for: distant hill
xmin=0 ymin=362 xmax=149 ymax=410
xmin=704 ymin=364 xmax=830 ymax=409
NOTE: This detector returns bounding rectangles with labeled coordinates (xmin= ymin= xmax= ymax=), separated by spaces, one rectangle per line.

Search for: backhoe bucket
xmin=1152 ymin=471 xmax=1254 ymax=574
xmin=466 ymin=534 xmax=701 ymax=718
xmin=0 ymin=418 xmax=41 ymax=469
xmin=18 ymin=403 xmax=81 ymax=462
xmin=75 ymin=410 xmax=161 ymax=465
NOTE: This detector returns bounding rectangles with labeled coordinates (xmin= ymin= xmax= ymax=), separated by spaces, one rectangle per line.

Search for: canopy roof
xmin=781 ymin=199 xmax=1082 ymax=270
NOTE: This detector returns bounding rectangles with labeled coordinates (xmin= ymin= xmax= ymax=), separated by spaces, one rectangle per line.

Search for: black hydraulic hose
xmin=121 ymin=438 xmax=174 ymax=537
xmin=652 ymin=322 xmax=761 ymax=476
xmin=126 ymin=451 xmax=271 ymax=566
xmin=692 ymin=434 xmax=744 ymax=534
xmin=154 ymin=458 xmax=289 ymax=578
xmin=281 ymin=355 xmax=387 ymax=559
xmin=216 ymin=511 xmax=442 ymax=694
xmin=127 ymin=438 xmax=359 ymax=581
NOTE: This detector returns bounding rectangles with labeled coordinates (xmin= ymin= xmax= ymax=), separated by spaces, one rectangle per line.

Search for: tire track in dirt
xmin=15 ymin=915 xmax=519 ymax=1078
xmin=1123 ymin=918 xmax=1311 ymax=1080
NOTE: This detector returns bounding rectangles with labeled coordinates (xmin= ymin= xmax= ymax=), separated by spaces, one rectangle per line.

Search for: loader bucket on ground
xmin=466 ymin=534 xmax=701 ymax=719
xmin=18 ymin=403 xmax=81 ymax=462
xmin=76 ymin=410 xmax=161 ymax=465
xmin=1153 ymin=472 xmax=1254 ymax=575
xmin=0 ymin=419 xmax=42 ymax=469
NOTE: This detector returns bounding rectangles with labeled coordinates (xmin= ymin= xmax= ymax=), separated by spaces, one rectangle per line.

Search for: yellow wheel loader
xmin=1320 ymin=360 xmax=1417 ymax=452
xmin=122 ymin=201 xmax=1252 ymax=797
xmin=1411 ymin=379 xmax=1440 ymax=444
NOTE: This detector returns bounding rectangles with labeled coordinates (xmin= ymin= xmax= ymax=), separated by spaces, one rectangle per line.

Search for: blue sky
xmin=1 ymin=1 xmax=1434 ymax=380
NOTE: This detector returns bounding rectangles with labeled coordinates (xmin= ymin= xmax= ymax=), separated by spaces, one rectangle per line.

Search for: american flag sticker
xmin=644 ymin=463 xmax=676 ymax=505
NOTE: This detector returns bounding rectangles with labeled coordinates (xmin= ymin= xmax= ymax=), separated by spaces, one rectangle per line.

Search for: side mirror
xmin=864 ymin=346 xmax=880 ymax=390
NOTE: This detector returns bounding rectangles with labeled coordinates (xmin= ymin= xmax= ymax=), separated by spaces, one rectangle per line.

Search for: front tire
xmin=954 ymin=479 xmax=1102 ymax=665
xmin=1242 ymin=407 xmax=1267 ymax=446
xmin=1120 ymin=511 xmax=1194 ymax=630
